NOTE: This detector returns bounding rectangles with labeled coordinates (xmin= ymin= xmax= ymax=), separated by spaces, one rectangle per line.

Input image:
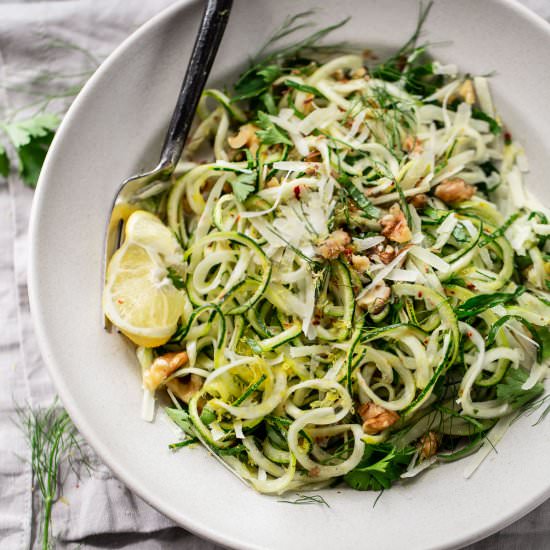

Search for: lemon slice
xmin=103 ymin=210 xmax=185 ymax=347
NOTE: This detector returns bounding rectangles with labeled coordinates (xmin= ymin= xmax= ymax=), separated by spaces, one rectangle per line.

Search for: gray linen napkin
xmin=0 ymin=1 xmax=549 ymax=549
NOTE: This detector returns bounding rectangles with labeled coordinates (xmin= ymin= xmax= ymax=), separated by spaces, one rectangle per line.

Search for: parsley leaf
xmin=343 ymin=444 xmax=414 ymax=491
xmin=231 ymin=171 xmax=256 ymax=202
xmin=255 ymin=111 xmax=293 ymax=146
xmin=455 ymin=286 xmax=526 ymax=319
xmin=2 ymin=113 xmax=60 ymax=187
xmin=337 ymin=175 xmax=380 ymax=219
xmin=284 ymin=79 xmax=326 ymax=98
xmin=472 ymin=108 xmax=502 ymax=135
xmin=166 ymin=266 xmax=185 ymax=290
xmin=233 ymin=64 xmax=282 ymax=102
xmin=496 ymin=368 xmax=544 ymax=409
xmin=0 ymin=145 xmax=9 ymax=177
xmin=165 ymin=407 xmax=194 ymax=435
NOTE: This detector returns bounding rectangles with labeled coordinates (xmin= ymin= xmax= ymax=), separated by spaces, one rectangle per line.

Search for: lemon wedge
xmin=103 ymin=210 xmax=185 ymax=347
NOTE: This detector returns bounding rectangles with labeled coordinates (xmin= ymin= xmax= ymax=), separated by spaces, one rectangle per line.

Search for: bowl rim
xmin=28 ymin=1 xmax=550 ymax=549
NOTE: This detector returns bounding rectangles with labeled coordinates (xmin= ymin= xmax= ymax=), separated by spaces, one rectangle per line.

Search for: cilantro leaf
xmin=166 ymin=266 xmax=185 ymax=290
xmin=255 ymin=111 xmax=293 ymax=146
xmin=231 ymin=171 xmax=256 ymax=202
xmin=2 ymin=113 xmax=60 ymax=187
xmin=496 ymin=368 xmax=544 ymax=409
xmin=343 ymin=444 xmax=414 ymax=491
xmin=0 ymin=145 xmax=9 ymax=177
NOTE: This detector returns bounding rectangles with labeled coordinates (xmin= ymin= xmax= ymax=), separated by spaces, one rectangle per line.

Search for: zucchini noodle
xmin=107 ymin=15 xmax=550 ymax=495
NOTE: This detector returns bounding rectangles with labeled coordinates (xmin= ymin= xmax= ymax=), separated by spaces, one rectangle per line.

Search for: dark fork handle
xmin=159 ymin=0 xmax=233 ymax=170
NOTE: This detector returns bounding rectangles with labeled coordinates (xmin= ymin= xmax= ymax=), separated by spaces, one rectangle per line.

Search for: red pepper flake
xmin=417 ymin=291 xmax=423 ymax=298
xmin=467 ymin=331 xmax=473 ymax=338
xmin=312 ymin=317 xmax=320 ymax=326
xmin=343 ymin=246 xmax=353 ymax=258
xmin=466 ymin=282 xmax=476 ymax=290
xmin=117 ymin=299 xmax=124 ymax=304
xmin=504 ymin=131 xmax=512 ymax=144
xmin=293 ymin=185 xmax=302 ymax=200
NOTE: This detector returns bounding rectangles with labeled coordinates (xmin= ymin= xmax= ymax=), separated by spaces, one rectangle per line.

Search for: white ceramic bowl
xmin=29 ymin=1 xmax=550 ymax=549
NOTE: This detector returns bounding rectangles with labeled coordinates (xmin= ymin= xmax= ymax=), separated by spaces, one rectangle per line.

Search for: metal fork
xmin=103 ymin=0 xmax=233 ymax=329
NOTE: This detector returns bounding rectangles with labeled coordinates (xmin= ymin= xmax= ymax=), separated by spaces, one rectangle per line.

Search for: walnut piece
xmin=419 ymin=431 xmax=439 ymax=460
xmin=143 ymin=351 xmax=188 ymax=391
xmin=434 ymin=177 xmax=475 ymax=204
xmin=357 ymin=281 xmax=391 ymax=314
xmin=403 ymin=135 xmax=423 ymax=154
xmin=317 ymin=229 xmax=351 ymax=260
xmin=227 ymin=123 xmax=259 ymax=155
xmin=380 ymin=204 xmax=412 ymax=243
xmin=358 ymin=402 xmax=399 ymax=435
xmin=409 ymin=193 xmax=429 ymax=209
xmin=375 ymin=244 xmax=396 ymax=264
xmin=351 ymin=254 xmax=370 ymax=273
xmin=166 ymin=374 xmax=203 ymax=404
xmin=458 ymin=79 xmax=476 ymax=105
xmin=351 ymin=66 xmax=367 ymax=79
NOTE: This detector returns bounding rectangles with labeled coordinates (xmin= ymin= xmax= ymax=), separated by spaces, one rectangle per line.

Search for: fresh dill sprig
xmin=278 ymin=493 xmax=330 ymax=507
xmin=17 ymin=401 xmax=88 ymax=550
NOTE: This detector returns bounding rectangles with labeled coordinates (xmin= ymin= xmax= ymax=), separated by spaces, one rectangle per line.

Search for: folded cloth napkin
xmin=0 ymin=0 xmax=548 ymax=549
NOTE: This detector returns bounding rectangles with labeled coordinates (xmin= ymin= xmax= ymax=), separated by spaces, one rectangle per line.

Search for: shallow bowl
xmin=29 ymin=1 xmax=550 ymax=548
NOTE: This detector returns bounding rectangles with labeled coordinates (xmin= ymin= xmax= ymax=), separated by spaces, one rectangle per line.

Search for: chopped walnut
xmin=143 ymin=351 xmax=188 ymax=391
xmin=458 ymin=79 xmax=476 ymax=105
xmin=227 ymin=124 xmax=260 ymax=155
xmin=409 ymin=193 xmax=429 ymax=209
xmin=358 ymin=402 xmax=399 ymax=435
xmin=380 ymin=204 xmax=412 ymax=243
xmin=357 ymin=281 xmax=391 ymax=314
xmin=309 ymin=466 xmax=321 ymax=477
xmin=403 ymin=135 xmax=423 ymax=154
xmin=419 ymin=431 xmax=439 ymax=460
xmin=317 ymin=229 xmax=351 ymax=260
xmin=351 ymin=66 xmax=367 ymax=79
xmin=375 ymin=244 xmax=396 ymax=264
xmin=434 ymin=177 xmax=475 ymax=204
xmin=333 ymin=69 xmax=345 ymax=81
xmin=351 ymin=254 xmax=370 ymax=273
xmin=305 ymin=149 xmax=322 ymax=162
xmin=166 ymin=374 xmax=203 ymax=404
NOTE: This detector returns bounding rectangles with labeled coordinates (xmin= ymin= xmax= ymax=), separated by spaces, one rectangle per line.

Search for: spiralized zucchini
xmin=118 ymin=15 xmax=550 ymax=495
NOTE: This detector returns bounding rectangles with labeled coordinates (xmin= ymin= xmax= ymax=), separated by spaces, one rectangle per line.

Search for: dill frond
xmin=16 ymin=401 xmax=89 ymax=550
xmin=278 ymin=493 xmax=330 ymax=507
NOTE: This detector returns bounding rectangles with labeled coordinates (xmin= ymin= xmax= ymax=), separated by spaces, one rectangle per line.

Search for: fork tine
xmin=103 ymin=209 xmax=125 ymax=330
